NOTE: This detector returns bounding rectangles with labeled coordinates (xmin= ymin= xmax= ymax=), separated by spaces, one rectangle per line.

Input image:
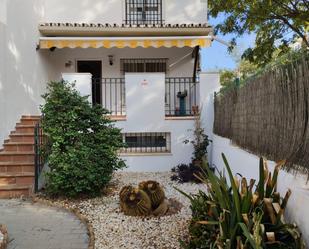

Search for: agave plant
xmin=177 ymin=154 xmax=305 ymax=249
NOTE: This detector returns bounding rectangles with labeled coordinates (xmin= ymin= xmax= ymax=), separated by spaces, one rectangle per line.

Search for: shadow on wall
xmin=166 ymin=0 xmax=207 ymax=23
xmin=0 ymin=0 xmax=54 ymax=143
xmin=0 ymin=21 xmax=6 ymax=141
xmin=43 ymin=0 xmax=207 ymax=24
xmin=43 ymin=0 xmax=121 ymax=23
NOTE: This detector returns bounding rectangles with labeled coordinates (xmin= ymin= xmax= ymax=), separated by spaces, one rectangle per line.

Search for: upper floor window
xmin=124 ymin=0 xmax=163 ymax=25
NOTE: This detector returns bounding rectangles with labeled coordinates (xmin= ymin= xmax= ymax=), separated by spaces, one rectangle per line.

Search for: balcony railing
xmin=93 ymin=78 xmax=126 ymax=116
xmin=165 ymin=77 xmax=199 ymax=117
xmin=94 ymin=77 xmax=199 ymax=117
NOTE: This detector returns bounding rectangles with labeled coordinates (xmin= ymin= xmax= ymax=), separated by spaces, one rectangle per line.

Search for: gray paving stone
xmin=0 ymin=199 xmax=88 ymax=249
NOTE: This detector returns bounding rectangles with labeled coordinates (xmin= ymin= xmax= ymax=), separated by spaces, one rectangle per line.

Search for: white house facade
xmin=0 ymin=0 xmax=222 ymax=198
xmin=0 ymin=0 xmax=220 ymax=173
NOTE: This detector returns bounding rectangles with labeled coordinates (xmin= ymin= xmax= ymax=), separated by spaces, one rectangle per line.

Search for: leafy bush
xmin=171 ymin=163 xmax=205 ymax=183
xmin=41 ymin=81 xmax=126 ymax=197
xmin=177 ymin=154 xmax=305 ymax=249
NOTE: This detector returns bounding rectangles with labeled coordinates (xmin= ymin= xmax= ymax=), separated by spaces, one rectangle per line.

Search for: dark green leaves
xmin=41 ymin=81 xmax=126 ymax=198
xmin=177 ymin=154 xmax=305 ymax=249
xmin=208 ymin=0 xmax=309 ymax=66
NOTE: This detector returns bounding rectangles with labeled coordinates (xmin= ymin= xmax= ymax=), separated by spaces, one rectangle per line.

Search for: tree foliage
xmin=41 ymin=81 xmax=126 ymax=197
xmin=208 ymin=0 xmax=309 ymax=66
xmin=220 ymin=60 xmax=257 ymax=87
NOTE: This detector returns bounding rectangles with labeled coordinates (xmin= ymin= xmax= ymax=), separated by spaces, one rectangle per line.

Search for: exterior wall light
xmin=65 ymin=60 xmax=73 ymax=68
xmin=108 ymin=55 xmax=114 ymax=66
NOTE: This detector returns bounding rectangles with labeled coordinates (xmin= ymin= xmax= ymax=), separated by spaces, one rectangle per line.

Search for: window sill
xmin=165 ymin=116 xmax=196 ymax=120
xmin=119 ymin=152 xmax=172 ymax=157
xmin=107 ymin=115 xmax=127 ymax=121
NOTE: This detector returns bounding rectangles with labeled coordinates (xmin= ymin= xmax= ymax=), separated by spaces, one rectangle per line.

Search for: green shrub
xmin=41 ymin=81 xmax=126 ymax=197
xmin=177 ymin=154 xmax=305 ymax=249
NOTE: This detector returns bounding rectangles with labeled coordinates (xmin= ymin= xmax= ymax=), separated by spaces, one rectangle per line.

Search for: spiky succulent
xmin=119 ymin=185 xmax=133 ymax=210
xmin=139 ymin=181 xmax=165 ymax=208
xmin=178 ymin=155 xmax=306 ymax=249
xmin=119 ymin=187 xmax=152 ymax=216
xmin=153 ymin=200 xmax=169 ymax=216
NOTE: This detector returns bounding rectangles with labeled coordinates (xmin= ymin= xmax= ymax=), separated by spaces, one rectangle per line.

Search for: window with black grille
xmin=124 ymin=0 xmax=163 ymax=25
xmin=121 ymin=58 xmax=168 ymax=74
xmin=122 ymin=132 xmax=171 ymax=153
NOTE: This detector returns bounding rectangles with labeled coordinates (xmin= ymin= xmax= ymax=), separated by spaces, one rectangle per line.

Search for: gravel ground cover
xmin=49 ymin=172 xmax=207 ymax=249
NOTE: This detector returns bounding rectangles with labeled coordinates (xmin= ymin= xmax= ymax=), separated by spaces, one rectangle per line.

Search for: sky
xmin=201 ymin=15 xmax=256 ymax=71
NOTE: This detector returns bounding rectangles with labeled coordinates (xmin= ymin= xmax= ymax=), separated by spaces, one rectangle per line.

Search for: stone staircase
xmin=0 ymin=115 xmax=41 ymax=198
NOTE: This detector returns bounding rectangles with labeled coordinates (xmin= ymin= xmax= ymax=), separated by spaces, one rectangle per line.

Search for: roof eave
xmin=39 ymin=24 xmax=213 ymax=37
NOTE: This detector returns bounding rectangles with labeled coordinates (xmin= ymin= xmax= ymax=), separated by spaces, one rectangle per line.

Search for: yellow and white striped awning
xmin=39 ymin=36 xmax=212 ymax=49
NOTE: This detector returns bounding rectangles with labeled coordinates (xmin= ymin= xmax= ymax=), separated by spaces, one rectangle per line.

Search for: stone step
xmin=0 ymin=115 xmax=40 ymax=198
xmin=11 ymin=130 xmax=35 ymax=135
xmin=9 ymin=134 xmax=34 ymax=143
xmin=3 ymin=143 xmax=35 ymax=152
xmin=0 ymin=152 xmax=34 ymax=163
xmin=21 ymin=115 xmax=41 ymax=120
xmin=0 ymin=173 xmax=34 ymax=186
xmin=19 ymin=119 xmax=40 ymax=126
xmin=0 ymin=162 xmax=34 ymax=173
xmin=0 ymin=185 xmax=32 ymax=198
xmin=14 ymin=125 xmax=36 ymax=134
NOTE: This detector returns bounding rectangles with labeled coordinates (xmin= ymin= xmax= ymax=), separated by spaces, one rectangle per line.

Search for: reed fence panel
xmin=214 ymin=54 xmax=309 ymax=174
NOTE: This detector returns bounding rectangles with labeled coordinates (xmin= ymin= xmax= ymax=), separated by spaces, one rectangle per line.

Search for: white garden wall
xmin=117 ymin=73 xmax=195 ymax=171
xmin=211 ymin=135 xmax=309 ymax=245
xmin=198 ymin=71 xmax=309 ymax=245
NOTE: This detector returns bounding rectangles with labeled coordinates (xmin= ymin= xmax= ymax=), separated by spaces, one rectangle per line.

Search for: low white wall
xmin=117 ymin=73 xmax=195 ymax=171
xmin=199 ymin=72 xmax=221 ymax=164
xmin=211 ymin=134 xmax=309 ymax=245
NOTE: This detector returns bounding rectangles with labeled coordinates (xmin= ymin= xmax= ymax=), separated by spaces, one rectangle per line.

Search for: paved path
xmin=0 ymin=199 xmax=89 ymax=249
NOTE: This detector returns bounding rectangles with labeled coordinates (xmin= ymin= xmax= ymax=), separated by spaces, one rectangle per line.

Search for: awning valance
xmin=39 ymin=36 xmax=212 ymax=49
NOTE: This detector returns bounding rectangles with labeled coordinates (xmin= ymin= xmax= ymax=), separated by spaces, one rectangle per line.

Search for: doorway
xmin=77 ymin=60 xmax=102 ymax=105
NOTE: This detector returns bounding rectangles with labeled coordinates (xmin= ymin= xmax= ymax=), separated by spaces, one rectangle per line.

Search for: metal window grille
xmin=93 ymin=78 xmax=126 ymax=116
xmin=124 ymin=0 xmax=163 ymax=25
xmin=165 ymin=77 xmax=199 ymax=117
xmin=120 ymin=58 xmax=168 ymax=74
xmin=121 ymin=132 xmax=171 ymax=153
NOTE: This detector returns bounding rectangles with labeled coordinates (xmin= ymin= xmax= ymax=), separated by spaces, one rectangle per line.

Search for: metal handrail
xmin=34 ymin=120 xmax=48 ymax=193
